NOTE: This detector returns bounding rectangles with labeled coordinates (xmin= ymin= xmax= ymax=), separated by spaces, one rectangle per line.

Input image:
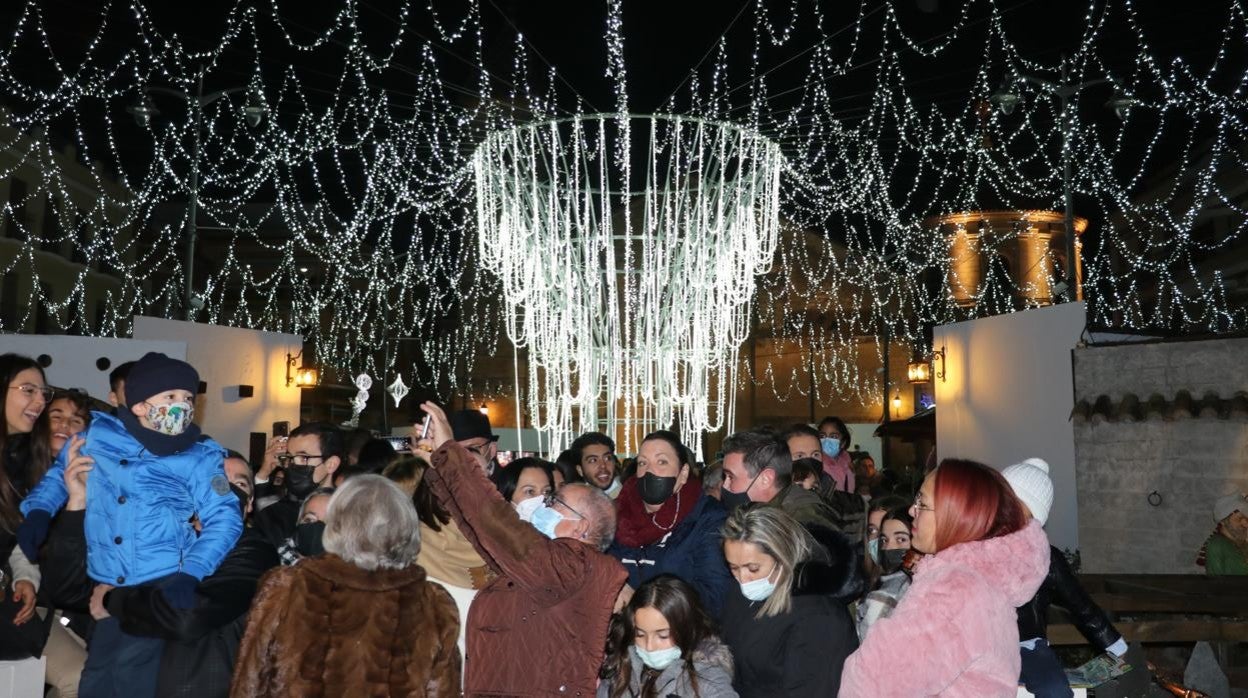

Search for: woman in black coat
xmin=719 ymin=505 xmax=860 ymax=697
xmin=607 ymin=431 xmax=734 ymax=616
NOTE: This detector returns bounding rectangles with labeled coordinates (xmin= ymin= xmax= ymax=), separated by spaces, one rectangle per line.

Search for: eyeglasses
xmin=280 ymin=454 xmax=325 ymax=467
xmin=912 ymin=494 xmax=935 ymax=512
xmin=543 ymin=492 xmax=585 ymax=520
xmin=9 ymin=384 xmax=54 ymax=402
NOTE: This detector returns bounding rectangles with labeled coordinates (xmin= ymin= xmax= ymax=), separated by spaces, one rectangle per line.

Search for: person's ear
xmin=324 ymin=456 xmax=341 ymax=476
xmin=676 ymin=463 xmax=690 ymax=490
xmin=130 ymin=401 xmax=147 ymax=418
xmin=760 ymin=468 xmax=774 ymax=489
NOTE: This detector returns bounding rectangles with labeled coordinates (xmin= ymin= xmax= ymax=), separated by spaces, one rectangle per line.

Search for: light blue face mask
xmin=820 ymin=436 xmax=841 ymax=459
xmin=867 ymin=536 xmax=880 ymax=564
xmin=530 ymin=505 xmax=564 ymax=539
xmin=633 ymin=644 xmax=682 ymax=670
xmin=739 ymin=566 xmax=779 ymax=602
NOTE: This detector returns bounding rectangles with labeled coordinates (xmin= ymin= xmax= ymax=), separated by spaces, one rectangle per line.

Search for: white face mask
xmin=634 ymin=644 xmax=682 ymax=670
xmin=514 ymin=495 xmax=544 ymax=523
xmin=739 ymin=565 xmax=779 ymax=602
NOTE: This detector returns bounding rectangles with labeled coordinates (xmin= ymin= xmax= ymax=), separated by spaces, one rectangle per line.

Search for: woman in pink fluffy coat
xmin=839 ymin=459 xmax=1050 ymax=697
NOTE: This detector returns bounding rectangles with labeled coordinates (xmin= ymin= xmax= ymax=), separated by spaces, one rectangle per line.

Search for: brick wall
xmin=1073 ymin=337 xmax=1248 ymax=573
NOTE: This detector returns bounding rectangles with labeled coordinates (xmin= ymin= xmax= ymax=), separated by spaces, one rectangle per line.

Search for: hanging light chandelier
xmin=473 ymin=113 xmax=784 ymax=456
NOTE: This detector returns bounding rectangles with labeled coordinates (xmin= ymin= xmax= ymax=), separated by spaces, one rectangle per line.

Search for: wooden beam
xmin=1049 ymin=620 xmax=1248 ymax=645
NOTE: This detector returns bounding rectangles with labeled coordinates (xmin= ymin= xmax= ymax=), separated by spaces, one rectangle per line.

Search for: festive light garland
xmin=0 ymin=0 xmax=1244 ymax=438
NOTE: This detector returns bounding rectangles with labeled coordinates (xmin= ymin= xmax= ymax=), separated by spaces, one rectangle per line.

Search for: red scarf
xmin=614 ymin=476 xmax=703 ymax=549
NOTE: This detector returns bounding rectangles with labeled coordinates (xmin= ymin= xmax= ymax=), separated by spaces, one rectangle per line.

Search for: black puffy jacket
xmin=1016 ymin=545 xmax=1121 ymax=649
xmin=41 ymin=509 xmax=279 ymax=698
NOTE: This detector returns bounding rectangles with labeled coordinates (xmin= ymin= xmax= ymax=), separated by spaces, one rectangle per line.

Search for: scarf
xmin=614 ymin=476 xmax=702 ymax=549
xmin=117 ymin=407 xmax=202 ymax=457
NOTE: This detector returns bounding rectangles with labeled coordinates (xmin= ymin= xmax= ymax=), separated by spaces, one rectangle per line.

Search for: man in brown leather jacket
xmin=418 ymin=402 xmax=627 ymax=697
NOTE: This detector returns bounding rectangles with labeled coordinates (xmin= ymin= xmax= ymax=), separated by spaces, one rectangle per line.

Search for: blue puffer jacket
xmin=21 ymin=411 xmax=242 ymax=586
xmin=608 ymin=487 xmax=734 ymax=616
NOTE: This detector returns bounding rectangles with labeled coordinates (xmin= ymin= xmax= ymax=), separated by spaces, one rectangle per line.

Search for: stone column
xmin=946 ymin=226 xmax=981 ymax=308
xmin=1017 ymin=227 xmax=1054 ymax=306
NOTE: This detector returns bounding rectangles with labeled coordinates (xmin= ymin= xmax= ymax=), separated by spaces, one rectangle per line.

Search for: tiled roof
xmin=1072 ymin=391 xmax=1248 ymax=422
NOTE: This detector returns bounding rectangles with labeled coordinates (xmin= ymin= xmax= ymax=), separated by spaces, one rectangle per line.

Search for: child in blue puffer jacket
xmin=17 ymin=352 xmax=243 ymax=697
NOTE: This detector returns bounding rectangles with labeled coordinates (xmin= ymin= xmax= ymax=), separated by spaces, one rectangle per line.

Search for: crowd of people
xmin=0 ymin=350 xmax=1238 ymax=696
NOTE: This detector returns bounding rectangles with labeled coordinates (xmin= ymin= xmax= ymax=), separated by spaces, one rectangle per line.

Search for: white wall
xmin=132 ymin=316 xmax=303 ymax=454
xmin=934 ymin=302 xmax=1085 ymax=552
xmin=0 ymin=335 xmax=186 ymax=402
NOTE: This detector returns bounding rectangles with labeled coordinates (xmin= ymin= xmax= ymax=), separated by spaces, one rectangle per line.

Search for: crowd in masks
xmin=0 ymin=348 xmax=1152 ymax=697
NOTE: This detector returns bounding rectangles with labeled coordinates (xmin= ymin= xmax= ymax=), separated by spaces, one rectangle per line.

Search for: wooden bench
xmin=1046 ymin=574 xmax=1248 ymax=645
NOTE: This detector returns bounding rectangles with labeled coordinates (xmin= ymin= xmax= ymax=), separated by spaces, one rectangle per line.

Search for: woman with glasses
xmin=0 ymin=355 xmax=54 ymax=662
xmin=719 ymin=506 xmax=859 ymax=697
xmin=839 ymin=459 xmax=1050 ymax=698
xmin=598 ymin=574 xmax=737 ymax=698
xmin=608 ymin=430 xmax=735 ymax=616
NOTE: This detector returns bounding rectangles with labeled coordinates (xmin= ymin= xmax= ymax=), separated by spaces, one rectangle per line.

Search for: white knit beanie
xmin=1002 ymin=458 xmax=1054 ymax=525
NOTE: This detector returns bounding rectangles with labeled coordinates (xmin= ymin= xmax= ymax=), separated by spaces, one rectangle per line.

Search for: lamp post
xmin=990 ymin=58 xmax=1135 ymax=303
xmin=128 ymin=76 xmax=266 ymax=320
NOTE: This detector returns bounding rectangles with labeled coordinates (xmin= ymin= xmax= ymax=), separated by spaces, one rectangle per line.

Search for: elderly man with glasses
xmin=415 ymin=402 xmax=627 ymax=698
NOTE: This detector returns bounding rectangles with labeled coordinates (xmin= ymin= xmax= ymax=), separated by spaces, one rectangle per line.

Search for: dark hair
xmin=222 ymin=450 xmax=256 ymax=501
xmin=552 ymin=449 xmax=584 ymax=486
xmin=333 ymin=464 xmax=368 ymax=487
xmin=867 ymin=504 xmax=916 ymax=591
xmin=639 ymin=430 xmax=693 ymax=470
xmin=50 ymin=389 xmax=93 ymax=428
xmin=818 ymin=416 xmax=851 ymax=445
xmin=862 ymin=494 xmax=911 ymax=580
xmin=343 ymin=428 xmax=374 ymax=466
xmin=289 ymin=422 xmax=345 ymax=462
xmin=568 ymin=432 xmax=616 ymax=465
xmin=490 ymin=457 xmax=555 ymax=503
xmin=783 ymin=423 xmax=821 ymax=441
xmin=413 ymin=468 xmax=451 ymax=532
xmin=601 ymin=575 xmax=719 ymax=698
xmin=0 ymin=354 xmax=53 ymax=532
xmin=356 ymin=438 xmax=400 ymax=474
xmin=108 ymin=361 xmax=134 ymax=394
xmin=723 ymin=429 xmax=792 ymax=487
xmin=790 ymin=458 xmax=821 ymax=484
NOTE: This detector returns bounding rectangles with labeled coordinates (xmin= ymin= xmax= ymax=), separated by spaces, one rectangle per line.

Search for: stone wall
xmin=1073 ymin=337 xmax=1248 ymax=574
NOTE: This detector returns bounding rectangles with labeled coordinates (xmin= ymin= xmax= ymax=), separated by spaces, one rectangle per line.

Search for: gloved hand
xmin=16 ymin=510 xmax=52 ymax=563
xmin=159 ymin=572 xmax=200 ymax=610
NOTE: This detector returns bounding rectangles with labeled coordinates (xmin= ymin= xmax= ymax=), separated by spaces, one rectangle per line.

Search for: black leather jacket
xmin=1017 ymin=545 xmax=1121 ymax=649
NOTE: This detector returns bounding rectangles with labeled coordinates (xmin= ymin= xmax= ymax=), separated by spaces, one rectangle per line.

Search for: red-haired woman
xmin=838 ymin=459 xmax=1050 ymax=698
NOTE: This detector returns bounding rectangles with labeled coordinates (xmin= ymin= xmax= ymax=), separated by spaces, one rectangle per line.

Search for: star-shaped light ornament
xmin=388 ymin=374 xmax=410 ymax=408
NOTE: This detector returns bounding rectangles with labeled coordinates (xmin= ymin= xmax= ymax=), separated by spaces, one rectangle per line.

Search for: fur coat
xmin=839 ymin=520 xmax=1050 ymax=697
xmin=229 ymin=554 xmax=460 ymax=697
xmin=596 ymin=636 xmax=738 ymax=698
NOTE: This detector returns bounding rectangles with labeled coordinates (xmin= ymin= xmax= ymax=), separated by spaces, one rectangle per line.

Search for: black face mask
xmin=229 ymin=483 xmax=251 ymax=518
xmin=720 ymin=471 xmax=760 ymax=511
xmin=881 ymin=548 xmax=907 ymax=574
xmin=285 ymin=465 xmax=321 ymax=500
xmin=637 ymin=472 xmax=678 ymax=506
xmin=294 ymin=521 xmax=326 ymax=557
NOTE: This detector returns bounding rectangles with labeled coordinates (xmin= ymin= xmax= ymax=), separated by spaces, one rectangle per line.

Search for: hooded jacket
xmin=230 ymin=554 xmax=460 ymax=697
xmin=21 ymin=411 xmax=242 ymax=585
xmin=839 ymin=520 xmax=1050 ymax=698
xmin=1017 ymin=545 xmax=1121 ymax=649
xmin=596 ymin=636 xmax=739 ymax=698
xmin=721 ymin=526 xmax=861 ymax=698
xmin=608 ymin=487 xmax=735 ymax=616
xmin=427 ymin=442 xmax=627 ymax=697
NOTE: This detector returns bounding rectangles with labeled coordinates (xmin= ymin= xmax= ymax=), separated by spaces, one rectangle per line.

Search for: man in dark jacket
xmin=721 ymin=430 xmax=845 ymax=536
xmin=252 ymin=422 xmax=343 ymax=548
xmin=42 ymin=451 xmax=279 ymax=698
xmin=1005 ymin=458 xmax=1127 ymax=697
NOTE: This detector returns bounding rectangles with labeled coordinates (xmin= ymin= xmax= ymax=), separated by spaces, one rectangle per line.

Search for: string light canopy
xmin=0 ymin=0 xmax=1244 ymax=430
xmin=474 ymin=114 xmax=783 ymax=455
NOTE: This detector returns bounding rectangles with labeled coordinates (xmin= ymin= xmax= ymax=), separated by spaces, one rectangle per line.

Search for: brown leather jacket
xmin=229 ymin=554 xmax=460 ymax=697
xmin=429 ymin=443 xmax=627 ymax=697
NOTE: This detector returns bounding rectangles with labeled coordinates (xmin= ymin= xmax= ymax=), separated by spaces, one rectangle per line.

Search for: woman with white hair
xmin=231 ymin=475 xmax=461 ymax=697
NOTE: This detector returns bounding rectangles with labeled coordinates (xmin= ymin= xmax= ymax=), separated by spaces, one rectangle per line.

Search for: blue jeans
xmin=78 ymin=616 xmax=163 ymax=698
xmin=1020 ymin=639 xmax=1073 ymax=698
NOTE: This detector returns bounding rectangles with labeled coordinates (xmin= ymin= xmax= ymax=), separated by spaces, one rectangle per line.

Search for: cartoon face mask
xmin=145 ymin=401 xmax=195 ymax=436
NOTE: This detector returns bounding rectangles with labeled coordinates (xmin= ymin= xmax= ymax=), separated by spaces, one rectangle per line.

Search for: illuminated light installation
xmin=473 ymin=114 xmax=784 ymax=455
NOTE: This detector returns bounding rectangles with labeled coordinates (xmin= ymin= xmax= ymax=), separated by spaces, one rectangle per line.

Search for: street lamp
xmin=990 ymin=59 xmax=1135 ymax=303
xmin=128 ymin=76 xmax=268 ymax=320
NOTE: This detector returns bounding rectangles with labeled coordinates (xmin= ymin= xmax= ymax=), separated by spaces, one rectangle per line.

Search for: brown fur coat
xmin=229 ymin=554 xmax=461 ymax=697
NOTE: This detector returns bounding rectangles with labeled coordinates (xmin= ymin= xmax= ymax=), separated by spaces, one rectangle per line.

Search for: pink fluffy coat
xmin=839 ymin=519 xmax=1050 ymax=697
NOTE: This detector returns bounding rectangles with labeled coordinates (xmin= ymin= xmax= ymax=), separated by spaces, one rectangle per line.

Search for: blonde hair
xmin=720 ymin=505 xmax=816 ymax=618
